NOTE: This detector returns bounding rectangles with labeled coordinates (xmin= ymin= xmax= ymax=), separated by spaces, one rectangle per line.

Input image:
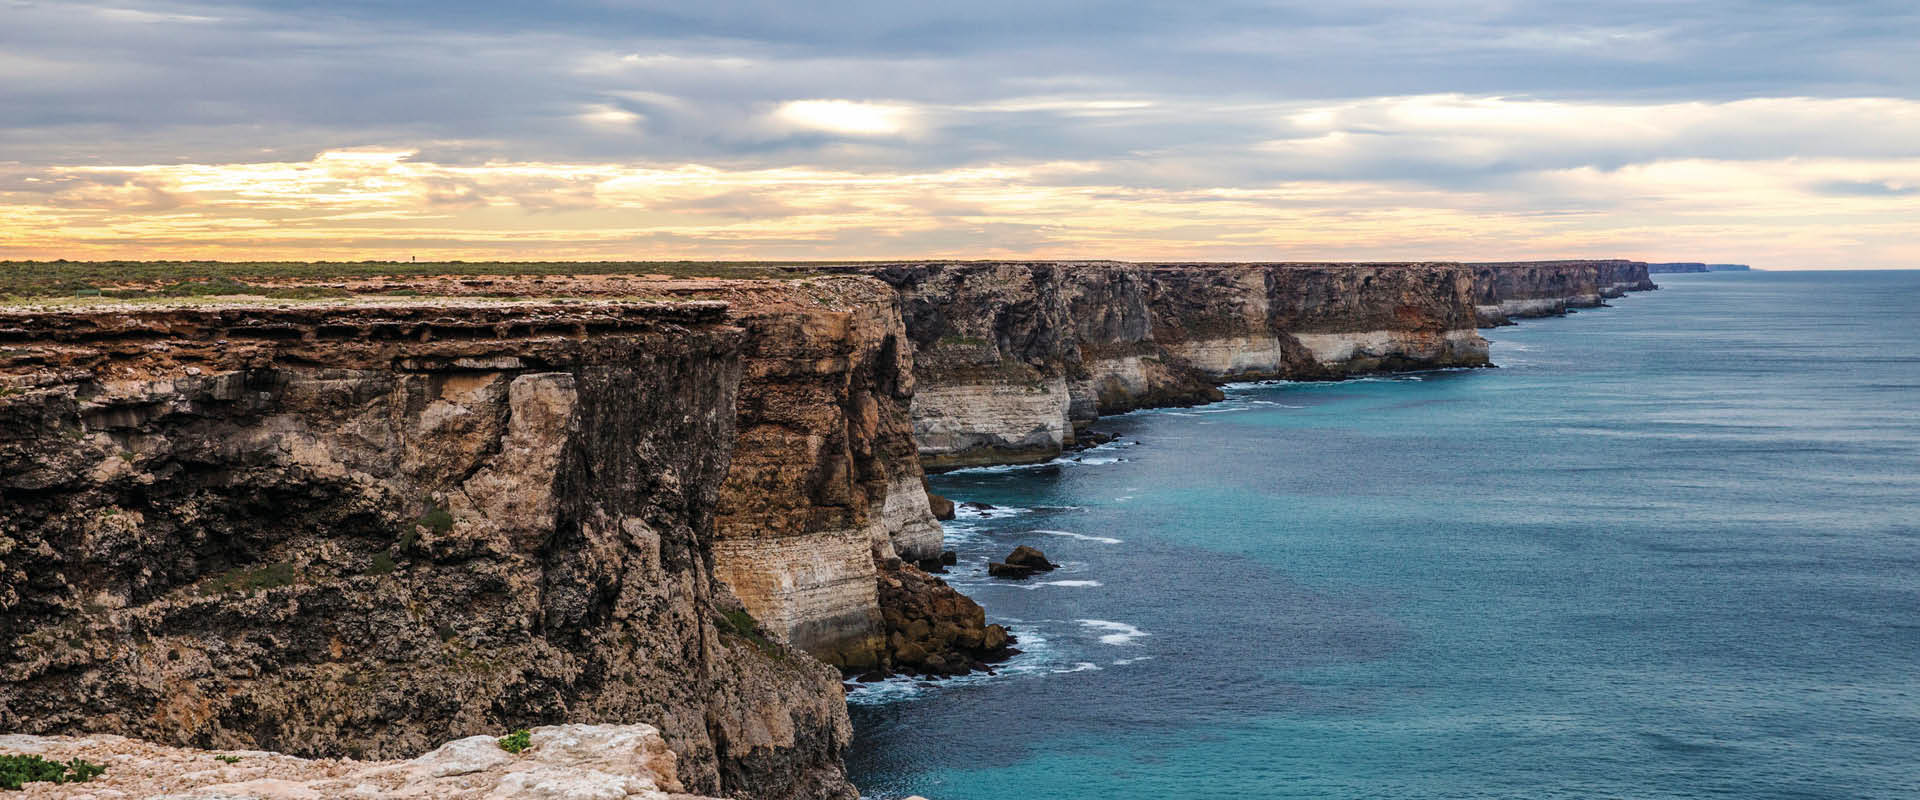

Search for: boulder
xmin=926 ymin=492 xmax=956 ymax=520
xmin=987 ymin=561 xmax=1034 ymax=579
xmin=872 ymin=561 xmax=1018 ymax=676
xmin=1004 ymin=545 xmax=1057 ymax=571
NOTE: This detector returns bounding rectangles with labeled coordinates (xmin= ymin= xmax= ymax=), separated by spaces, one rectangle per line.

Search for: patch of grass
xmin=198 ymin=562 xmax=297 ymax=595
xmin=719 ymin=608 xmax=759 ymax=637
xmin=496 ymin=729 xmax=532 ymax=755
xmin=414 ymin=503 xmax=454 ymax=535
xmin=214 ymin=755 xmax=242 ymax=764
xmin=718 ymin=609 xmax=785 ymax=658
xmin=365 ymin=553 xmax=397 ymax=576
xmin=0 ymin=754 xmax=106 ymax=790
xmin=938 ymin=334 xmax=991 ymax=347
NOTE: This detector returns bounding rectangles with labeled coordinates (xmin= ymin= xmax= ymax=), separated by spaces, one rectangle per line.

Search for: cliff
xmin=809 ymin=262 xmax=1492 ymax=470
xmin=1468 ymin=260 xmax=1657 ymax=327
xmin=1648 ymin=262 xmax=1709 ymax=273
xmin=0 ymin=258 xmax=1667 ymax=799
xmin=645 ymin=280 xmax=1005 ymax=676
xmin=0 ymin=300 xmax=857 ymax=800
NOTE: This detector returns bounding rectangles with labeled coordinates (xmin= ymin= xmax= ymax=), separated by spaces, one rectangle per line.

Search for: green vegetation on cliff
xmin=0 ymin=754 xmax=105 ymax=790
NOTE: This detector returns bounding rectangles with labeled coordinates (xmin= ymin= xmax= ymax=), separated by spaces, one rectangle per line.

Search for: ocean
xmin=845 ymin=270 xmax=1920 ymax=800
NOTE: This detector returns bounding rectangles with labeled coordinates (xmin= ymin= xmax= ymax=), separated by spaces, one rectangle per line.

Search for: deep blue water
xmin=846 ymin=270 xmax=1920 ymax=800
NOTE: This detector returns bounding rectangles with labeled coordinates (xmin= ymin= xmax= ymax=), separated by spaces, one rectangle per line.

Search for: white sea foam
xmin=952 ymin=504 xmax=1033 ymax=521
xmin=1033 ymin=529 xmax=1123 ymax=544
xmin=1053 ymin=662 xmax=1102 ymax=674
xmin=977 ymin=578 xmax=1105 ymax=592
xmin=1111 ymin=656 xmax=1155 ymax=666
xmin=1078 ymin=619 xmax=1149 ymax=645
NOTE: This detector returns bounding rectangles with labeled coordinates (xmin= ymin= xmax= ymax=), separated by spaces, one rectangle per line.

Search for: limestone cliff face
xmin=1469 ymin=260 xmax=1657 ymax=326
xmin=668 ymin=281 xmax=951 ymax=672
xmin=826 ymin=262 xmax=1491 ymax=470
xmin=0 ymin=302 xmax=856 ymax=800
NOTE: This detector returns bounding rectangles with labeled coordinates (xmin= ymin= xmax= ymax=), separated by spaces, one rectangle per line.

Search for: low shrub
xmin=497 ymin=729 xmax=532 ymax=754
xmin=0 ymin=754 xmax=105 ymax=790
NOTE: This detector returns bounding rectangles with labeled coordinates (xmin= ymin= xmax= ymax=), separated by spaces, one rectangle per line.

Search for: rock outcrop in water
xmin=0 ymin=299 xmax=856 ymax=800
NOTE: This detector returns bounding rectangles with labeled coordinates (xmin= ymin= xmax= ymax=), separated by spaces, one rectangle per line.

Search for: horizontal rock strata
xmin=0 ymin=300 xmax=856 ymax=800
xmin=1469 ymin=260 xmax=1657 ymax=327
xmin=805 ymin=262 xmax=1497 ymax=470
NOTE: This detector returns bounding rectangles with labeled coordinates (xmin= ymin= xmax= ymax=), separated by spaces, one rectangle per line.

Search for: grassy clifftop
xmin=0 ymin=260 xmax=864 ymax=298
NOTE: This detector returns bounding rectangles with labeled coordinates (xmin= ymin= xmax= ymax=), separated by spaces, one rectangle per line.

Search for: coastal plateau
xmin=0 ymin=259 xmax=1656 ymax=799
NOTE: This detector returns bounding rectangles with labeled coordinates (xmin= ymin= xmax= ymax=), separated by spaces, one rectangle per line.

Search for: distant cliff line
xmin=796 ymin=259 xmax=1657 ymax=470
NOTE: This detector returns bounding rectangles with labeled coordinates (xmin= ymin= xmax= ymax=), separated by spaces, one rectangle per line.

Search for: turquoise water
xmin=847 ymin=271 xmax=1920 ymax=800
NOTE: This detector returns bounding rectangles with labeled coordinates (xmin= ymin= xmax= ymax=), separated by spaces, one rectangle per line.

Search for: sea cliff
xmin=0 ymin=258 xmax=1661 ymax=798
xmin=1469 ymin=260 xmax=1657 ymax=327
xmin=812 ymin=261 xmax=1500 ymax=470
xmin=0 ymin=299 xmax=857 ymax=800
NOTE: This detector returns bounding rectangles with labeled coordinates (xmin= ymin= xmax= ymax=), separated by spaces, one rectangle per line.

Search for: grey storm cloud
xmin=3 ymin=0 xmax=1918 ymax=181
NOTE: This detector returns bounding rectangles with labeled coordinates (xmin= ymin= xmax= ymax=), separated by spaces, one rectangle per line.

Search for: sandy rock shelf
xmin=0 ymin=724 xmax=724 ymax=800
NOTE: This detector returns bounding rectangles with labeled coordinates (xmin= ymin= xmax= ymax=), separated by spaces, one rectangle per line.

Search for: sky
xmin=2 ymin=1 xmax=1916 ymax=267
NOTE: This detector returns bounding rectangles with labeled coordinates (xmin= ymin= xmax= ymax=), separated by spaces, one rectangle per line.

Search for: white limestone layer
xmin=910 ymin=376 xmax=1072 ymax=463
xmin=712 ymin=528 xmax=882 ymax=661
xmin=1164 ymin=335 xmax=1289 ymax=379
xmin=1291 ymin=328 xmax=1488 ymax=367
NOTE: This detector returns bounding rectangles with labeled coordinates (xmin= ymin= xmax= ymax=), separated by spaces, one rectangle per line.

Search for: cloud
xmin=1 ymin=1 xmax=1917 ymax=265
xmin=4 ymin=146 xmax=1917 ymax=266
xmin=770 ymin=100 xmax=919 ymax=137
xmin=1811 ymin=179 xmax=1919 ymax=197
